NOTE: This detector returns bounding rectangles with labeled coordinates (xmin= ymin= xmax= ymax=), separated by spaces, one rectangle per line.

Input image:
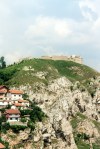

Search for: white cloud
xmin=25 ymin=16 xmax=72 ymax=39
xmin=79 ymin=0 xmax=97 ymax=21
xmin=79 ymin=0 xmax=96 ymax=12
xmin=25 ymin=16 xmax=92 ymax=46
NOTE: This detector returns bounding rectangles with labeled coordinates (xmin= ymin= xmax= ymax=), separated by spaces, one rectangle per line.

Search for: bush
xmin=21 ymin=118 xmax=27 ymax=123
xmin=20 ymin=103 xmax=46 ymax=123
xmin=22 ymin=93 xmax=29 ymax=100
xmin=75 ymin=133 xmax=90 ymax=143
xmin=10 ymin=125 xmax=27 ymax=133
xmin=1 ymin=122 xmax=10 ymax=133
xmin=27 ymin=120 xmax=35 ymax=130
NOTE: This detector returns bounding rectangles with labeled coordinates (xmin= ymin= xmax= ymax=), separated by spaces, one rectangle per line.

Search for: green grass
xmin=76 ymin=112 xmax=87 ymax=120
xmin=71 ymin=113 xmax=90 ymax=149
xmin=93 ymin=144 xmax=100 ymax=149
xmin=76 ymin=140 xmax=90 ymax=149
xmin=92 ymin=120 xmax=100 ymax=132
xmin=71 ymin=112 xmax=87 ymax=129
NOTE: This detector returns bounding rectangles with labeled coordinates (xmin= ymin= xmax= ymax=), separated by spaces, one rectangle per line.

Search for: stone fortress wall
xmin=41 ymin=55 xmax=83 ymax=64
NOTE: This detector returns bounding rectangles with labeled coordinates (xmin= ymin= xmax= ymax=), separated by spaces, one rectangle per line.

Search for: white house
xmin=7 ymin=90 xmax=23 ymax=101
xmin=4 ymin=109 xmax=20 ymax=122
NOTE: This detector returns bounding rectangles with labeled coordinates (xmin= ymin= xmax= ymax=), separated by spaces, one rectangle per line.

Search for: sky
xmin=0 ymin=0 xmax=100 ymax=71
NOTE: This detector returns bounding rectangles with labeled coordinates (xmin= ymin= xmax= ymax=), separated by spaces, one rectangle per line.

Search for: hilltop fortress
xmin=41 ymin=55 xmax=83 ymax=64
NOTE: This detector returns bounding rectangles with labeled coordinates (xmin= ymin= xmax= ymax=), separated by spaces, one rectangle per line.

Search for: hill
xmin=0 ymin=58 xmax=99 ymax=87
xmin=0 ymin=58 xmax=100 ymax=149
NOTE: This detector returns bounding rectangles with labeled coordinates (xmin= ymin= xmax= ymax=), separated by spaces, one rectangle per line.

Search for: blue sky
xmin=0 ymin=0 xmax=100 ymax=71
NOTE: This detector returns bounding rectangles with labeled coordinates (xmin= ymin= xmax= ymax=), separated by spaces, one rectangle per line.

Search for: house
xmin=18 ymin=99 xmax=29 ymax=107
xmin=10 ymin=99 xmax=29 ymax=110
xmin=4 ymin=109 xmax=20 ymax=122
xmin=12 ymin=103 xmax=25 ymax=110
xmin=7 ymin=90 xmax=23 ymax=101
xmin=0 ymin=100 xmax=8 ymax=108
xmin=0 ymin=85 xmax=9 ymax=98
xmin=0 ymin=143 xmax=5 ymax=149
xmin=0 ymin=100 xmax=12 ymax=109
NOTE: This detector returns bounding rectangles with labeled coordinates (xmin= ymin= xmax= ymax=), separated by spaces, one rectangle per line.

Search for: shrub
xmin=10 ymin=125 xmax=27 ymax=133
xmin=75 ymin=133 xmax=90 ymax=143
xmin=21 ymin=118 xmax=27 ymax=123
xmin=27 ymin=120 xmax=35 ymax=130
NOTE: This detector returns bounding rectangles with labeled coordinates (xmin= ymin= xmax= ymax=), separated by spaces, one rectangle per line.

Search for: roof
xmin=18 ymin=99 xmax=29 ymax=103
xmin=0 ymin=86 xmax=9 ymax=93
xmin=4 ymin=109 xmax=20 ymax=114
xmin=0 ymin=85 xmax=8 ymax=89
xmin=9 ymin=90 xmax=23 ymax=94
xmin=0 ymin=143 xmax=5 ymax=149
xmin=14 ymin=103 xmax=24 ymax=107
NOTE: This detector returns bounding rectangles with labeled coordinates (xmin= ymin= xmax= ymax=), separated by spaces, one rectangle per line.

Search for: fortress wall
xmin=41 ymin=56 xmax=83 ymax=64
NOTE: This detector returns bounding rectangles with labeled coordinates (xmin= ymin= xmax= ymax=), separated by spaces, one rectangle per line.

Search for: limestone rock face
xmin=20 ymin=77 xmax=100 ymax=148
xmin=19 ymin=128 xmax=31 ymax=140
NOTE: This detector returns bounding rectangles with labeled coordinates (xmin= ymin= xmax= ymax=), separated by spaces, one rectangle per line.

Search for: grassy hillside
xmin=0 ymin=58 xmax=99 ymax=86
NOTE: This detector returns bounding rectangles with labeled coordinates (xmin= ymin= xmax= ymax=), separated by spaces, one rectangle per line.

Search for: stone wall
xmin=41 ymin=55 xmax=83 ymax=64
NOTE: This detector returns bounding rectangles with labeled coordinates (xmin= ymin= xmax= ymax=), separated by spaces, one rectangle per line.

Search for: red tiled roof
xmin=0 ymin=85 xmax=8 ymax=89
xmin=14 ymin=103 xmax=24 ymax=107
xmin=18 ymin=99 xmax=29 ymax=103
xmin=9 ymin=90 xmax=23 ymax=94
xmin=0 ymin=90 xmax=7 ymax=94
xmin=5 ymin=109 xmax=20 ymax=114
xmin=0 ymin=143 xmax=5 ymax=149
xmin=0 ymin=86 xmax=9 ymax=93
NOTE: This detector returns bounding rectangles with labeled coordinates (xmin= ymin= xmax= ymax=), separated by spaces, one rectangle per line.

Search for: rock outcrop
xmin=1 ymin=76 xmax=100 ymax=149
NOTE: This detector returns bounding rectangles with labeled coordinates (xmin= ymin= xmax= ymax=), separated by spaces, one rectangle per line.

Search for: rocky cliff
xmin=1 ymin=59 xmax=100 ymax=149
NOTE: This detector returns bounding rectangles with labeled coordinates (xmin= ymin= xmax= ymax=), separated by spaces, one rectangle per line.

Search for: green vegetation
xmin=0 ymin=103 xmax=46 ymax=134
xmin=93 ymin=143 xmax=100 ymax=149
xmin=13 ymin=143 xmax=24 ymax=149
xmin=92 ymin=120 xmax=100 ymax=132
xmin=22 ymin=93 xmax=29 ymax=100
xmin=74 ymin=132 xmax=90 ymax=149
xmin=71 ymin=113 xmax=91 ymax=149
xmin=71 ymin=112 xmax=87 ymax=129
xmin=0 ymin=56 xmax=6 ymax=69
xmin=10 ymin=125 xmax=27 ymax=133
xmin=76 ymin=112 xmax=87 ymax=119
xmin=71 ymin=114 xmax=100 ymax=149
xmin=20 ymin=103 xmax=46 ymax=130
xmin=0 ymin=58 xmax=98 ymax=86
xmin=76 ymin=140 xmax=90 ymax=149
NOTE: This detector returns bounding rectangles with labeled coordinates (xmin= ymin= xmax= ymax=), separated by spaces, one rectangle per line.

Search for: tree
xmin=0 ymin=56 xmax=6 ymax=69
xmin=22 ymin=93 xmax=29 ymax=100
